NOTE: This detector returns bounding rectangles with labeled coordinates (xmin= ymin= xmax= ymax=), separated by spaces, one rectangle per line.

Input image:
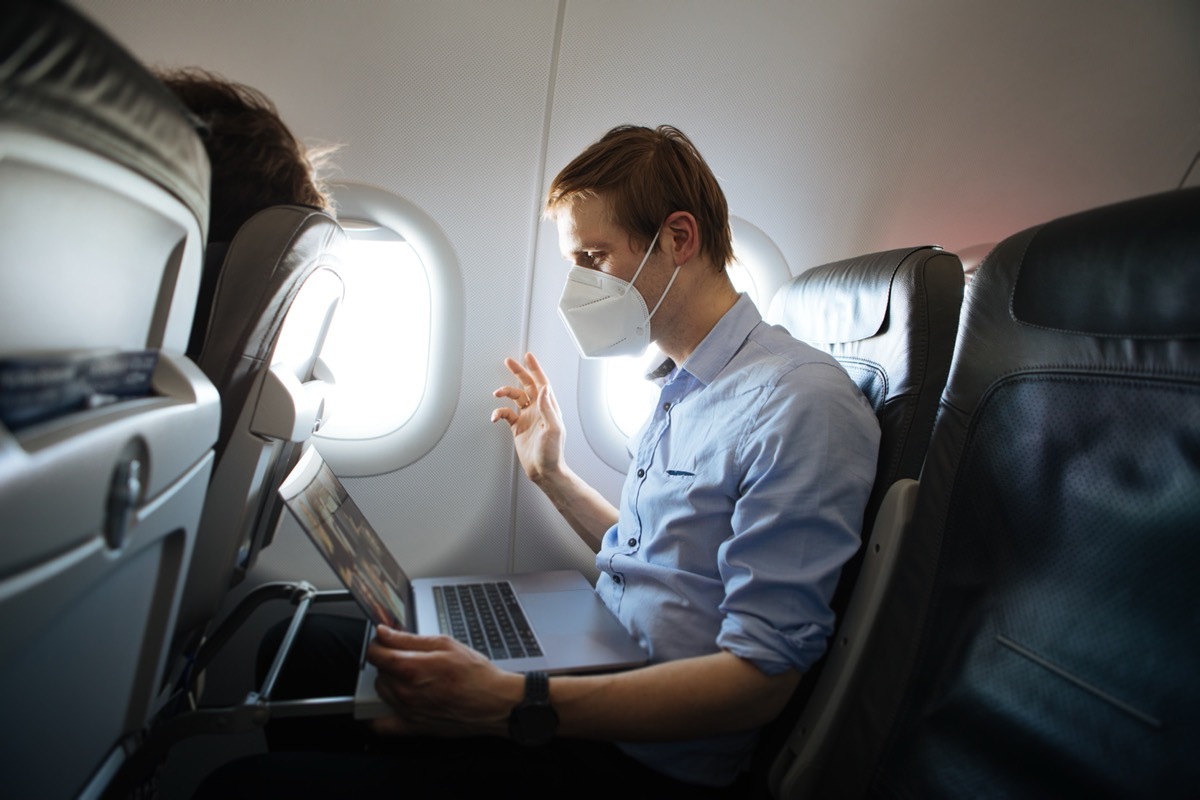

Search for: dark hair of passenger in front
xmin=545 ymin=125 xmax=734 ymax=271
xmin=156 ymin=67 xmax=337 ymax=242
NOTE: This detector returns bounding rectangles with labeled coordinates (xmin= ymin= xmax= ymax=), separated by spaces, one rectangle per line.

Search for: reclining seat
xmin=0 ymin=2 xmax=218 ymax=797
xmin=769 ymin=246 xmax=964 ymax=538
xmin=810 ymin=187 xmax=1200 ymax=798
xmin=761 ymin=246 xmax=964 ymax=793
xmin=167 ymin=205 xmax=347 ymax=698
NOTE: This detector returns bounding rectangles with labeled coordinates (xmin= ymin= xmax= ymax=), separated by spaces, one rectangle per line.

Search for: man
xmin=198 ymin=125 xmax=878 ymax=797
xmin=364 ymin=126 xmax=880 ymax=789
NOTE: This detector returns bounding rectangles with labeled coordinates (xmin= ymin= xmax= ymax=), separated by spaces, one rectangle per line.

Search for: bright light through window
xmin=726 ymin=260 xmax=758 ymax=304
xmin=602 ymin=263 xmax=760 ymax=439
xmin=317 ymin=229 xmax=430 ymax=440
xmin=603 ymin=347 xmax=666 ymax=437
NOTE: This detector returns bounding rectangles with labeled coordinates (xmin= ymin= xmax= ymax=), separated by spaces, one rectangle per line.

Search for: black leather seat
xmin=770 ymin=245 xmax=964 ymax=537
xmin=812 ymin=187 xmax=1200 ymax=798
xmin=761 ymin=245 xmax=963 ymax=796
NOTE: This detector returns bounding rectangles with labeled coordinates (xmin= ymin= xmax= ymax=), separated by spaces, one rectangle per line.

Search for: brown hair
xmin=156 ymin=67 xmax=337 ymax=242
xmin=546 ymin=125 xmax=733 ymax=270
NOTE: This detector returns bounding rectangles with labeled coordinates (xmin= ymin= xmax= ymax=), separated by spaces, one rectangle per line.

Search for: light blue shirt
xmin=594 ymin=294 xmax=880 ymax=786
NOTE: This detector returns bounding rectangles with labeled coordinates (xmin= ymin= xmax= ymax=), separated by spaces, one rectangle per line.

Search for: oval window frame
xmin=312 ymin=182 xmax=464 ymax=477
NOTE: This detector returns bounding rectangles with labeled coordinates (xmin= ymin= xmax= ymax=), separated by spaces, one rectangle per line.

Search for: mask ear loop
xmin=620 ymin=226 xmax=663 ymax=297
xmin=646 ymin=263 xmax=681 ymax=321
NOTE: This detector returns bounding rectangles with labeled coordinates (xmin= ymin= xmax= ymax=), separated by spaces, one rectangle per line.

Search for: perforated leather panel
xmin=818 ymin=188 xmax=1200 ymax=799
xmin=883 ymin=376 xmax=1200 ymax=797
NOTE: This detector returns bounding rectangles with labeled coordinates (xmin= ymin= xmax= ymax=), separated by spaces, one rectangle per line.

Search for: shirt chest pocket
xmin=661 ymin=435 xmax=731 ymax=484
xmin=664 ymin=459 xmax=698 ymax=480
xmin=654 ymin=383 xmax=753 ymax=485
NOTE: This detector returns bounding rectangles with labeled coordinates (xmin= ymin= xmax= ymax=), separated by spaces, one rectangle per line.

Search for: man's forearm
xmin=367 ymin=630 xmax=798 ymax=743
xmin=548 ymin=650 xmax=800 ymax=742
xmin=533 ymin=462 xmax=618 ymax=550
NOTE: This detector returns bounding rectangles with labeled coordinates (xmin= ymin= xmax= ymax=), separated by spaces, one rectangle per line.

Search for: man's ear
xmin=663 ymin=211 xmax=699 ymax=266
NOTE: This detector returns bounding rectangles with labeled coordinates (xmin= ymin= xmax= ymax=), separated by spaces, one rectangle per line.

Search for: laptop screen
xmin=278 ymin=445 xmax=411 ymax=630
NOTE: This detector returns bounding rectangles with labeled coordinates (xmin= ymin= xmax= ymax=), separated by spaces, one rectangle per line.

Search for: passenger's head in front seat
xmin=156 ymin=67 xmax=337 ymax=243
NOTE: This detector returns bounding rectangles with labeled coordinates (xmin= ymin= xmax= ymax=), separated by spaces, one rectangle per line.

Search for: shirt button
xmin=627 ymin=538 xmax=637 ymax=547
xmin=612 ymin=575 xmax=622 ymax=585
xmin=663 ymin=402 xmax=671 ymax=411
xmin=636 ymin=468 xmax=645 ymax=478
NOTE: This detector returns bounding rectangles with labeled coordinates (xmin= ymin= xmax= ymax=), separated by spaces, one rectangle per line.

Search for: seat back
xmin=760 ymin=246 xmax=963 ymax=795
xmin=815 ymin=187 xmax=1200 ymax=798
xmin=169 ymin=205 xmax=346 ymax=680
xmin=769 ymin=245 xmax=964 ymax=535
xmin=0 ymin=2 xmax=218 ymax=797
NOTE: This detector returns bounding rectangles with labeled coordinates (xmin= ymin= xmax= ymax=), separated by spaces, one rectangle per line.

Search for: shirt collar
xmin=678 ymin=293 xmax=762 ymax=386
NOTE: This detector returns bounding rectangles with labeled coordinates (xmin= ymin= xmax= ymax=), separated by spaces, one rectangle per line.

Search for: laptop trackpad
xmin=520 ymin=591 xmax=607 ymax=632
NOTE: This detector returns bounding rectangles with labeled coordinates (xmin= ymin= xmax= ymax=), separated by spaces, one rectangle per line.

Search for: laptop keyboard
xmin=433 ymin=581 xmax=543 ymax=660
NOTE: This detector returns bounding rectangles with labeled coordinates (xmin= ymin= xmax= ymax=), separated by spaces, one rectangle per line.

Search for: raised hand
xmin=490 ymin=352 xmax=565 ymax=484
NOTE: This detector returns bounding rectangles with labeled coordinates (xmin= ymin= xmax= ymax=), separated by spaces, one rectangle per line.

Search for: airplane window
xmin=316 ymin=223 xmax=429 ymax=439
xmin=313 ymin=183 xmax=463 ymax=477
xmin=580 ymin=216 xmax=792 ymax=470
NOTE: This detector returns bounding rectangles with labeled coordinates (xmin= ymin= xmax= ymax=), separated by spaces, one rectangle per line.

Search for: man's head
xmin=545 ymin=125 xmax=733 ymax=271
xmin=157 ymin=67 xmax=336 ymax=242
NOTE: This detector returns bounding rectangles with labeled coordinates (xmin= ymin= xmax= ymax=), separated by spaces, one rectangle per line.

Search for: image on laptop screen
xmin=279 ymin=446 xmax=411 ymax=630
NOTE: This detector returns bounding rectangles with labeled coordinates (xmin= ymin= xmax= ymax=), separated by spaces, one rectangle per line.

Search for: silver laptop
xmin=277 ymin=445 xmax=647 ymax=718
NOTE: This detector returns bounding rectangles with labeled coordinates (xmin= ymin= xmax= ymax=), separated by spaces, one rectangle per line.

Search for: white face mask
xmin=557 ymin=227 xmax=681 ymax=359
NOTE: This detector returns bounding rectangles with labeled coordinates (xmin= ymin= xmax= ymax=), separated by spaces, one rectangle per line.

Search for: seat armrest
xmin=770 ymin=478 xmax=920 ymax=799
xmin=250 ymin=363 xmax=329 ymax=442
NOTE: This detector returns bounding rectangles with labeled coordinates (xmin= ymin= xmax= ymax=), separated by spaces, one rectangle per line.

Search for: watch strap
xmin=524 ymin=670 xmax=550 ymax=704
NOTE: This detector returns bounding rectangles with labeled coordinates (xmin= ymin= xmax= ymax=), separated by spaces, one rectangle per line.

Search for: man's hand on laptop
xmin=366 ymin=625 xmax=525 ymax=737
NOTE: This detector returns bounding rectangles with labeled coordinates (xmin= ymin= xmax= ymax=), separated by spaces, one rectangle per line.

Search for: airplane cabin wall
xmin=74 ymin=1 xmax=1200 ymax=594
xmin=74 ymin=0 xmax=567 ymax=591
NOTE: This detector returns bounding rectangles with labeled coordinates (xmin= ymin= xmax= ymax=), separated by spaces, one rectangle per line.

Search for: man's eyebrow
xmin=565 ymin=242 xmax=603 ymax=258
xmin=575 ymin=239 xmax=609 ymax=253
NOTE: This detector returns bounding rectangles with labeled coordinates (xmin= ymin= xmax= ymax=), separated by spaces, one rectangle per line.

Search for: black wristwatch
xmin=508 ymin=670 xmax=558 ymax=746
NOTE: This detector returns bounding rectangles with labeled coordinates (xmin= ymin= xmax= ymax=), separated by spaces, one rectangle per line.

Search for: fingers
xmin=372 ymin=625 xmax=450 ymax=652
xmin=367 ymin=628 xmax=448 ymax=671
xmin=490 ymin=386 xmax=528 ymax=426
xmin=504 ymin=352 xmax=548 ymax=392
xmin=521 ymin=352 xmax=549 ymax=387
xmin=366 ymin=625 xmax=512 ymax=739
xmin=493 ymin=385 xmax=530 ymax=408
xmin=491 ymin=352 xmax=550 ymax=424
xmin=540 ymin=380 xmax=560 ymax=416
xmin=503 ymin=355 xmax=534 ymax=389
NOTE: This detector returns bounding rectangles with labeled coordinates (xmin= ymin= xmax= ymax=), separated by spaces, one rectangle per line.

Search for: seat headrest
xmin=2 ymin=1 xmax=210 ymax=238
xmin=771 ymin=246 xmax=939 ymax=344
xmin=1011 ymin=187 xmax=1200 ymax=339
xmin=195 ymin=205 xmax=346 ymax=452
